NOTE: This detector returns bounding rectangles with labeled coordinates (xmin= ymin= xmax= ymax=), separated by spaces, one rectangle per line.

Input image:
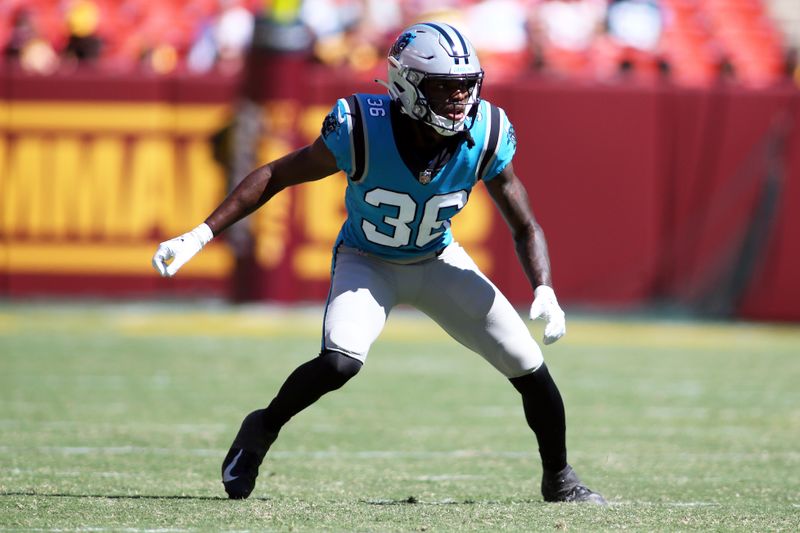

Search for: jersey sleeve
xmin=481 ymin=106 xmax=517 ymax=182
xmin=320 ymin=97 xmax=356 ymax=176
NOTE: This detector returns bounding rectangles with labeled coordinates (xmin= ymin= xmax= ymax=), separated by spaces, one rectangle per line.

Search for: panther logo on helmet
xmin=390 ymin=31 xmax=416 ymax=59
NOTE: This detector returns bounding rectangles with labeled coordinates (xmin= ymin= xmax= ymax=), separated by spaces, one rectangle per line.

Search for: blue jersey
xmin=321 ymin=93 xmax=516 ymax=261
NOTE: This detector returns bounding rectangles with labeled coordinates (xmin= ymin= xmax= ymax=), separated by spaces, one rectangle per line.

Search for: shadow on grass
xmin=361 ymin=496 xmax=528 ymax=506
xmin=4 ymin=492 xmax=532 ymax=506
xmin=0 ymin=491 xmax=269 ymax=501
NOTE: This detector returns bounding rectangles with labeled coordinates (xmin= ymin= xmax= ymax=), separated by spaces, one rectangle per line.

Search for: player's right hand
xmin=151 ymin=223 xmax=214 ymax=277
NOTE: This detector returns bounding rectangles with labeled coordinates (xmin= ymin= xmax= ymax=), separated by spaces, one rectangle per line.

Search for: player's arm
xmin=152 ymin=136 xmax=338 ymax=277
xmin=485 ymin=162 xmax=566 ymax=345
xmin=205 ymin=136 xmax=338 ymax=235
xmin=485 ymin=161 xmax=552 ymax=288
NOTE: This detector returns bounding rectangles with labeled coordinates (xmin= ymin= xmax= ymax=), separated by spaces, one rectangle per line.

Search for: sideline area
xmin=2 ymin=300 xmax=799 ymax=350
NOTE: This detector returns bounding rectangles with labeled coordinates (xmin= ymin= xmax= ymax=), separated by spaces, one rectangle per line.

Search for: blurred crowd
xmin=1 ymin=0 xmax=797 ymax=88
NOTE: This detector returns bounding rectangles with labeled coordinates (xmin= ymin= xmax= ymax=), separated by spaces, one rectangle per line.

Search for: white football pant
xmin=322 ymin=242 xmax=543 ymax=378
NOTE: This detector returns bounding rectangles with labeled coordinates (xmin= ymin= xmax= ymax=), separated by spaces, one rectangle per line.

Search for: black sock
xmin=261 ymin=350 xmax=363 ymax=434
xmin=509 ymin=363 xmax=568 ymax=473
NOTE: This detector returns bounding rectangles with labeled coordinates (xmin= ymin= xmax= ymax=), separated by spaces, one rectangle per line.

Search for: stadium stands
xmin=1 ymin=0 xmax=796 ymax=87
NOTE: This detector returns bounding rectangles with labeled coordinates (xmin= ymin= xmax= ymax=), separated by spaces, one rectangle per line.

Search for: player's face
xmin=422 ymin=77 xmax=477 ymax=121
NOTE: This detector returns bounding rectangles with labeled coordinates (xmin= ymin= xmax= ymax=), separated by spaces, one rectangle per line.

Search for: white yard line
xmin=0 ymin=420 xmax=227 ymax=433
xmin=6 ymin=468 xmax=141 ymax=478
xmin=0 ymin=446 xmax=220 ymax=457
xmin=3 ymin=446 xmax=798 ymax=462
xmin=412 ymin=474 xmax=484 ymax=481
xmin=0 ymin=446 xmax=534 ymax=459
xmin=612 ymin=501 xmax=720 ymax=507
xmin=0 ymin=529 xmax=192 ymax=533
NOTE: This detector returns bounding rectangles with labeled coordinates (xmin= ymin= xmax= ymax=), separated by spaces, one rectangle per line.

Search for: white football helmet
xmin=379 ymin=22 xmax=484 ymax=136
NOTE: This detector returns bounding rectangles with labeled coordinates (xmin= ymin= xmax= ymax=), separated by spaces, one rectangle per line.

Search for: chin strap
xmin=374 ymin=78 xmax=391 ymax=91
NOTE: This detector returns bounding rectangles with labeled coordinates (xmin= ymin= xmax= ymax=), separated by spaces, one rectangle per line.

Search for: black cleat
xmin=221 ymin=409 xmax=278 ymax=499
xmin=541 ymin=464 xmax=607 ymax=505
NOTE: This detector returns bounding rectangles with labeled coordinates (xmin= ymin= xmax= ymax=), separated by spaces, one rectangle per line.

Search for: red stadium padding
xmin=737 ymin=105 xmax=800 ymax=320
xmin=498 ymin=81 xmax=664 ymax=307
xmin=1 ymin=67 xmax=799 ymax=320
xmin=0 ymin=69 xmax=9 ymax=298
xmin=657 ymin=87 xmax=798 ymax=313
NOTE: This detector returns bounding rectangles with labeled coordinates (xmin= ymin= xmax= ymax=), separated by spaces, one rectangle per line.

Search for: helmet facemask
xmin=410 ymin=69 xmax=484 ymax=136
xmin=381 ymin=24 xmax=485 ymax=137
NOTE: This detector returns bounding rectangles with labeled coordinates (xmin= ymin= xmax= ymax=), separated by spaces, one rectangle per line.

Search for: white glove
xmin=151 ymin=223 xmax=214 ymax=277
xmin=529 ymin=285 xmax=566 ymax=345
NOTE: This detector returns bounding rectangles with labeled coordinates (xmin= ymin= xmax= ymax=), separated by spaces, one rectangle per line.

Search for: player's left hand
xmin=529 ymin=285 xmax=566 ymax=345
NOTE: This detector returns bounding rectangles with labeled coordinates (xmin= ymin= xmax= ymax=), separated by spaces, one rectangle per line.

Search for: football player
xmin=153 ymin=22 xmax=605 ymax=505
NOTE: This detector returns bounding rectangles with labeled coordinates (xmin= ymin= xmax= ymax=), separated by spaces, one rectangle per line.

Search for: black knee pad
xmin=319 ymin=350 xmax=363 ymax=382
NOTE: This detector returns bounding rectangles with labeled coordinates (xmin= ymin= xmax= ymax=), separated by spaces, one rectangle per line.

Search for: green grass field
xmin=1 ymin=302 xmax=799 ymax=532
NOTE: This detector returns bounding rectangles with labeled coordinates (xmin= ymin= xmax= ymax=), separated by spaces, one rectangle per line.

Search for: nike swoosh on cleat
xmin=223 ymin=449 xmax=243 ymax=483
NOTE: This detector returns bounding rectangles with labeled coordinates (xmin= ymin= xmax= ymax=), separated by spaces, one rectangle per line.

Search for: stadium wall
xmin=1 ymin=67 xmax=799 ymax=320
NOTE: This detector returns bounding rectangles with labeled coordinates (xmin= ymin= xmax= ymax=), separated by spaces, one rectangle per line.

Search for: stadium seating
xmin=0 ymin=1 xmax=795 ymax=86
